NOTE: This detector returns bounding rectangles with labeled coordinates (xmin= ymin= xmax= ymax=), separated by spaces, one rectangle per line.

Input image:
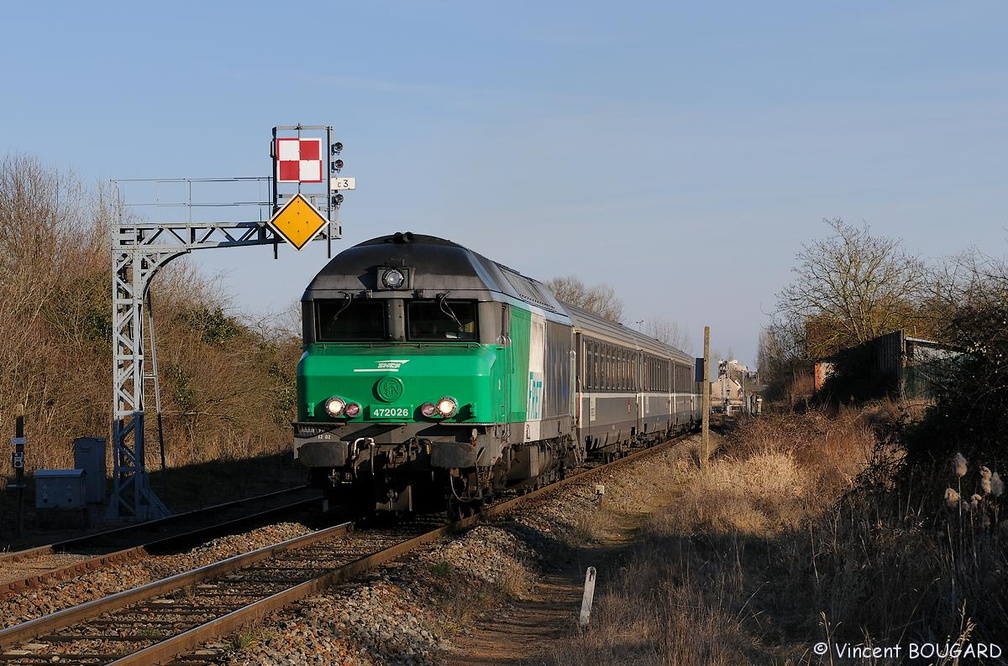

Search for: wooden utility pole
xmin=702 ymin=326 xmax=710 ymax=466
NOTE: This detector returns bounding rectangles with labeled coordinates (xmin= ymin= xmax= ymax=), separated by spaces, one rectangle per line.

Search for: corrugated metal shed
xmin=818 ymin=330 xmax=958 ymax=400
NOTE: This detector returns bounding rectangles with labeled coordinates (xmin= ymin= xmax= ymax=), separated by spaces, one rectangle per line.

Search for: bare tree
xmin=546 ymin=275 xmax=625 ymax=322
xmin=775 ymin=218 xmax=927 ymax=359
xmin=642 ymin=318 xmax=693 ymax=352
xmin=757 ymin=324 xmax=808 ymax=402
xmin=0 ymin=153 xmax=305 ymax=476
xmin=0 ymin=155 xmax=99 ymax=446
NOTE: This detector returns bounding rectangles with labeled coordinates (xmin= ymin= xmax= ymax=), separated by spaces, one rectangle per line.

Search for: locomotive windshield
xmin=407 ymin=300 xmax=477 ymax=341
xmin=316 ymin=299 xmax=386 ymax=341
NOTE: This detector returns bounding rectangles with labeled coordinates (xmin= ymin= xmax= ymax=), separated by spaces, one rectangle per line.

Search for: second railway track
xmin=0 ymin=486 xmax=321 ymax=599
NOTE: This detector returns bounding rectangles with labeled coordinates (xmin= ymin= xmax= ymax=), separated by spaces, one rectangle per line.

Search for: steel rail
xmin=110 ymin=438 xmax=683 ymax=665
xmin=3 ymin=545 xmax=147 ymax=598
xmin=1 ymin=436 xmax=685 ymax=664
xmin=0 ymin=522 xmax=352 ymax=650
xmin=1 ymin=496 xmax=318 ymax=598
xmin=482 ymin=437 xmax=678 ymax=518
xmin=0 ymin=543 xmax=56 ymax=566
xmin=0 ymin=485 xmax=311 ymax=565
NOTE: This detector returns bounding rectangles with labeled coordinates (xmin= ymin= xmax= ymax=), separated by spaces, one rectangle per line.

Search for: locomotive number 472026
xmin=371 ymin=406 xmax=412 ymax=419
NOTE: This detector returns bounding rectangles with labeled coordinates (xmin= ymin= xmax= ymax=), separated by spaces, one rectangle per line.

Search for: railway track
xmin=0 ymin=486 xmax=320 ymax=599
xmin=0 ymin=437 xmax=682 ymax=664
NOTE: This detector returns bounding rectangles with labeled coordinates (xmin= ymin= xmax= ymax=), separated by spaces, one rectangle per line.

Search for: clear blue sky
xmin=3 ymin=1 xmax=1006 ymax=365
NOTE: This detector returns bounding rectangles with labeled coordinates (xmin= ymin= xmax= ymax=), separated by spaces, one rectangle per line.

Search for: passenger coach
xmin=568 ymin=307 xmax=700 ymax=460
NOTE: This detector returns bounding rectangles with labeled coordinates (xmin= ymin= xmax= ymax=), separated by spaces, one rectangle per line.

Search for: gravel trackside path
xmin=222 ymin=437 xmax=698 ymax=665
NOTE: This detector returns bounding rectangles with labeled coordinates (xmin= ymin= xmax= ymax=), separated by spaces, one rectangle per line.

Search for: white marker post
xmin=579 ymin=566 xmax=597 ymax=630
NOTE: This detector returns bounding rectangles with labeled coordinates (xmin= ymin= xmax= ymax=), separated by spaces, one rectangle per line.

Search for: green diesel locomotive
xmin=292 ymin=232 xmax=700 ymax=515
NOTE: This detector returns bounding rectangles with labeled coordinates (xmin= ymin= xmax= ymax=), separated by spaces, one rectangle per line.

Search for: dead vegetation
xmin=0 ymin=154 xmax=302 ymax=519
xmin=541 ymin=407 xmax=1007 ymax=665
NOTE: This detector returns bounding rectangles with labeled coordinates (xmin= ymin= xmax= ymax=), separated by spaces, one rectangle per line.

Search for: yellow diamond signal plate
xmin=269 ymin=193 xmax=328 ymax=250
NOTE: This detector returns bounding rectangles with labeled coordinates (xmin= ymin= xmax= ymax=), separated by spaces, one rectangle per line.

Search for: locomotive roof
xmin=306 ymin=233 xmax=694 ymax=361
xmin=304 ymin=232 xmax=570 ymax=317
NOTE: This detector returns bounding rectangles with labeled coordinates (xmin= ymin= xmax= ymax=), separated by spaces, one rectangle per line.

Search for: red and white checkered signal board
xmin=275 ymin=138 xmax=323 ymax=183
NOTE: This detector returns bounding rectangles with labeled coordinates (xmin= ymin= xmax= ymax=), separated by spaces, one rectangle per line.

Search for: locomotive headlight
xmin=436 ymin=396 xmax=458 ymax=418
xmin=344 ymin=402 xmax=361 ymax=418
xmin=420 ymin=402 xmax=437 ymax=418
xmin=325 ymin=396 xmax=346 ymax=417
xmin=381 ymin=268 xmax=406 ymax=289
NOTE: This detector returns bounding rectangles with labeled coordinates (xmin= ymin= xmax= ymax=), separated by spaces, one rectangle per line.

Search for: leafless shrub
xmin=0 ymin=155 xmax=301 ymax=498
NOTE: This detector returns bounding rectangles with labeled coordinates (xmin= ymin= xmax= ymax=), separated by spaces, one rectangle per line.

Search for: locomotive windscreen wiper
xmin=316 ymin=294 xmax=387 ymax=341
xmin=331 ymin=291 xmax=352 ymax=320
xmin=437 ymin=292 xmax=463 ymax=331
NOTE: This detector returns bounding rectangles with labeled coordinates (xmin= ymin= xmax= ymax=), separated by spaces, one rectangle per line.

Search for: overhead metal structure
xmin=107 ymin=125 xmax=347 ymax=521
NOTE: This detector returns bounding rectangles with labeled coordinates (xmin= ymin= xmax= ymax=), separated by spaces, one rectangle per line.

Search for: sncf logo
xmin=353 ymin=359 xmax=411 ymax=373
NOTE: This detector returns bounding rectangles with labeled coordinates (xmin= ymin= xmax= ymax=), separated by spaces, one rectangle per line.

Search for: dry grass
xmin=543 ymin=406 xmax=1008 ymax=665
xmin=419 ymin=550 xmax=537 ymax=634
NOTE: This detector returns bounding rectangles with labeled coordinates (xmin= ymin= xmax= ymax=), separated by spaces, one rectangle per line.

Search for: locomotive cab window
xmin=407 ymin=300 xmax=478 ymax=341
xmin=316 ymin=299 xmax=386 ymax=341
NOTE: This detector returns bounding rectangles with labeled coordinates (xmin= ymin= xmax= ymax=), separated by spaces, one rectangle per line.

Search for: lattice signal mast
xmin=107 ymin=125 xmax=352 ymax=521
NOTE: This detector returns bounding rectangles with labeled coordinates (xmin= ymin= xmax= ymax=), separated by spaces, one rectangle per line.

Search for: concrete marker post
xmin=579 ymin=566 xmax=597 ymax=630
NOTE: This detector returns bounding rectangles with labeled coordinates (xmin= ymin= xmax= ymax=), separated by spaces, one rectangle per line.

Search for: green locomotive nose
xmin=298 ymin=344 xmax=502 ymax=423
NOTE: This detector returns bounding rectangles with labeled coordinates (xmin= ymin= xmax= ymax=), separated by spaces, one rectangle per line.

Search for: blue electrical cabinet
xmin=35 ymin=469 xmax=87 ymax=509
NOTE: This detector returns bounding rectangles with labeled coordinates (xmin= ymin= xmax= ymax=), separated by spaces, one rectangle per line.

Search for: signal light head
xmin=331 ymin=159 xmax=344 ymax=172
xmin=331 ymin=142 xmax=343 ymax=155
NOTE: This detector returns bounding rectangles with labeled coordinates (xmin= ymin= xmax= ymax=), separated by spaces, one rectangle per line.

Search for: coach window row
xmin=673 ymin=363 xmax=692 ymax=393
xmin=643 ymin=354 xmax=671 ymax=392
xmin=584 ymin=339 xmax=639 ymax=391
xmin=584 ymin=339 xmax=690 ymax=393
